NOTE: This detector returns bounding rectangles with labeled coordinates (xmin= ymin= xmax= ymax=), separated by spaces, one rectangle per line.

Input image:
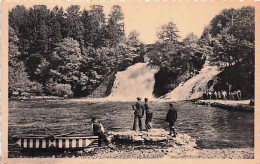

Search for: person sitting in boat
xmin=91 ymin=117 xmax=112 ymax=148
xmin=165 ymin=103 xmax=177 ymax=137
xmin=144 ymin=98 xmax=153 ymax=131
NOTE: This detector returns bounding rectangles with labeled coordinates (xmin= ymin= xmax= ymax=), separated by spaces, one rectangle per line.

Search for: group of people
xmin=131 ymin=97 xmax=153 ymax=132
xmin=131 ymin=97 xmax=178 ymax=137
xmin=203 ymin=89 xmax=242 ymax=100
xmin=90 ymin=97 xmax=178 ymax=147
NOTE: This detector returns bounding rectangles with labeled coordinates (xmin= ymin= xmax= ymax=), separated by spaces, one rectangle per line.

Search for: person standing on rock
xmin=165 ymin=103 xmax=177 ymax=137
xmin=132 ymin=97 xmax=144 ymax=131
xmin=144 ymin=98 xmax=153 ymax=131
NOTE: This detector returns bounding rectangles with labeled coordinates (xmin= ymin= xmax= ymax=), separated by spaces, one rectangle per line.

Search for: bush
xmin=30 ymin=81 xmax=43 ymax=96
xmin=45 ymin=81 xmax=73 ymax=97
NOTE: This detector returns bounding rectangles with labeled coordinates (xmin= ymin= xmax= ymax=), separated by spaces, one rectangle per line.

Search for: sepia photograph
xmin=1 ymin=0 xmax=259 ymax=162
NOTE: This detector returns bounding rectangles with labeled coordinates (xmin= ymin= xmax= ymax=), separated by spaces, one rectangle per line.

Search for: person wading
xmin=132 ymin=97 xmax=144 ymax=131
xmin=144 ymin=98 xmax=153 ymax=131
xmin=165 ymin=103 xmax=178 ymax=137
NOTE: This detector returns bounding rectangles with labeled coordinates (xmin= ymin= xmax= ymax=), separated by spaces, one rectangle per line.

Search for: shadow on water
xmin=8 ymin=100 xmax=254 ymax=151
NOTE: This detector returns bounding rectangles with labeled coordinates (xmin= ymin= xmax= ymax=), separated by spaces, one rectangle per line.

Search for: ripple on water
xmin=8 ymin=100 xmax=254 ymax=149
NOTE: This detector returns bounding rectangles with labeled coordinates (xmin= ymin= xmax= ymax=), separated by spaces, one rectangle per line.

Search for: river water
xmin=8 ymin=100 xmax=254 ymax=149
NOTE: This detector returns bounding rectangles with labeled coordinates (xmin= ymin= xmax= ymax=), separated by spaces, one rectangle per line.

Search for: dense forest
xmin=148 ymin=6 xmax=254 ymax=98
xmin=8 ymin=5 xmax=254 ymax=99
xmin=9 ymin=5 xmax=145 ymax=97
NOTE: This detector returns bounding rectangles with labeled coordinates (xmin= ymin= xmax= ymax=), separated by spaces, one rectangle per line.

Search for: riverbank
xmin=83 ymin=147 xmax=254 ymax=159
xmin=195 ymin=99 xmax=254 ymax=112
xmin=9 ymin=95 xmax=67 ymax=101
xmin=9 ymin=146 xmax=253 ymax=159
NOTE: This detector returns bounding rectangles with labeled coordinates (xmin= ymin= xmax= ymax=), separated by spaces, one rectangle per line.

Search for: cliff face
xmin=153 ymin=69 xmax=193 ymax=98
xmin=163 ymin=61 xmax=221 ymax=101
xmin=87 ymin=72 xmax=117 ymax=98
xmin=211 ymin=62 xmax=254 ymax=99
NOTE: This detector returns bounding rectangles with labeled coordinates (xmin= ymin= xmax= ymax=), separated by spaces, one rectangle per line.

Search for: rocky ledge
xmin=196 ymin=100 xmax=254 ymax=112
xmin=106 ymin=129 xmax=197 ymax=148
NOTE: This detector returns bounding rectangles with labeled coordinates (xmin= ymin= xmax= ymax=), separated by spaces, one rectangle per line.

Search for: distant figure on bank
xmin=233 ymin=91 xmax=238 ymax=100
xmin=222 ymin=90 xmax=227 ymax=100
xmin=208 ymin=91 xmax=213 ymax=99
xmin=213 ymin=91 xmax=218 ymax=99
xmin=132 ymin=97 xmax=144 ymax=131
xmin=217 ymin=91 xmax=222 ymax=99
xmin=237 ymin=89 xmax=242 ymax=100
xmin=165 ymin=103 xmax=177 ymax=137
xmin=250 ymin=99 xmax=254 ymax=106
xmin=228 ymin=84 xmax=232 ymax=93
xmin=203 ymin=92 xmax=207 ymax=99
xmin=144 ymin=98 xmax=153 ymax=131
xmin=230 ymin=92 xmax=235 ymax=100
xmin=91 ymin=117 xmax=111 ymax=147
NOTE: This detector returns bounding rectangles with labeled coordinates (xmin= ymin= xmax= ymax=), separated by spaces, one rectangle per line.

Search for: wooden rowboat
xmin=11 ymin=135 xmax=99 ymax=149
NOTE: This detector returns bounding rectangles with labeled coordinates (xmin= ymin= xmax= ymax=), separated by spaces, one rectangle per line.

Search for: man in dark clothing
xmin=165 ymin=103 xmax=177 ymax=137
xmin=91 ymin=117 xmax=110 ymax=147
xmin=144 ymin=98 xmax=153 ymax=131
xmin=132 ymin=97 xmax=144 ymax=131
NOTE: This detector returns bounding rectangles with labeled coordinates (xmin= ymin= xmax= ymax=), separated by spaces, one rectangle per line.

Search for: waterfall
xmin=107 ymin=63 xmax=159 ymax=101
xmin=163 ymin=61 xmax=221 ymax=101
xmin=70 ymin=60 xmax=221 ymax=102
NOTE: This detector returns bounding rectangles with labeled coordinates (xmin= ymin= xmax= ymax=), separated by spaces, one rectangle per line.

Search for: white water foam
xmin=163 ymin=61 xmax=221 ymax=101
xmin=69 ymin=60 xmax=220 ymax=102
xmin=106 ymin=63 xmax=160 ymax=101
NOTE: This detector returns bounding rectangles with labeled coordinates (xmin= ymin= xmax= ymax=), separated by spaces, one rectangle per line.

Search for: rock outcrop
xmin=107 ymin=129 xmax=197 ymax=149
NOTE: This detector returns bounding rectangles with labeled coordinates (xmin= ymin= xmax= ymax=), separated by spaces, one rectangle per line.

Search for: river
xmin=8 ymin=100 xmax=254 ymax=149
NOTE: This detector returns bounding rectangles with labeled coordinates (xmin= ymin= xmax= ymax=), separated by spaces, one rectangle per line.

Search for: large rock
xmin=108 ymin=129 xmax=197 ymax=148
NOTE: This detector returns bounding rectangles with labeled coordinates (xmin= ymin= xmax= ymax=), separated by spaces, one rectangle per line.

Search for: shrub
xmin=45 ymin=80 xmax=73 ymax=97
xmin=30 ymin=81 xmax=43 ymax=96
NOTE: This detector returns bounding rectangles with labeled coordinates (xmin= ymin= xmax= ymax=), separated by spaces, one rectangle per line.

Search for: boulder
xmin=108 ymin=129 xmax=197 ymax=148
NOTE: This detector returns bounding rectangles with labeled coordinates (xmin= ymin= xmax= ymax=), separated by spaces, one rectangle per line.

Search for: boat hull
xmin=12 ymin=136 xmax=98 ymax=149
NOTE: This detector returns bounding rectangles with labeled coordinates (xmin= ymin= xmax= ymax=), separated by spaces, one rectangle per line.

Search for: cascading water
xmin=163 ymin=60 xmax=221 ymax=101
xmin=70 ymin=60 xmax=220 ymax=102
xmin=107 ymin=63 xmax=160 ymax=101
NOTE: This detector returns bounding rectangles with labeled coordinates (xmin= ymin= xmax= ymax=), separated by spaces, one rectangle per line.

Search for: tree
xmin=126 ymin=30 xmax=141 ymax=46
xmin=81 ymin=9 xmax=91 ymax=48
xmin=9 ymin=5 xmax=30 ymax=61
xmin=106 ymin=5 xmax=125 ymax=47
xmin=65 ymin=5 xmax=84 ymax=45
xmin=9 ymin=26 xmax=42 ymax=94
xmin=156 ymin=20 xmax=180 ymax=45
xmin=87 ymin=5 xmax=106 ymax=48
xmin=201 ymin=6 xmax=255 ymax=98
xmin=8 ymin=4 xmax=146 ymax=97
xmin=229 ymin=6 xmax=254 ymax=43
xmin=49 ymin=6 xmax=66 ymax=51
xmin=50 ymin=38 xmax=81 ymax=86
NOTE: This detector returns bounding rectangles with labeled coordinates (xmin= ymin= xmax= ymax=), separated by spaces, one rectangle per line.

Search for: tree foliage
xmin=201 ymin=6 xmax=255 ymax=98
xmin=8 ymin=5 xmax=144 ymax=97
